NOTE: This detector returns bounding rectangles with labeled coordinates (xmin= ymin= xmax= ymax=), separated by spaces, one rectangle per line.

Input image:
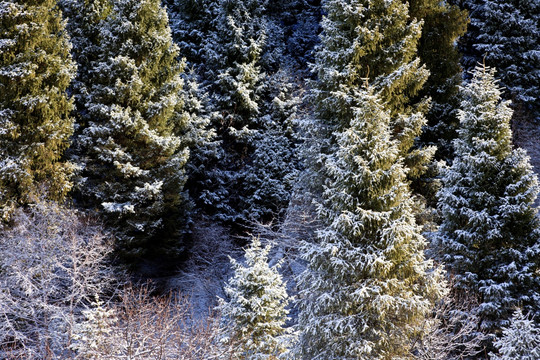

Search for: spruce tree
xmin=297 ymin=84 xmax=444 ymax=359
xmin=409 ymin=0 xmax=468 ymax=161
xmin=490 ymin=309 xmax=540 ymax=360
xmin=68 ymin=0 xmax=190 ymax=257
xmin=312 ymin=0 xmax=435 ymax=180
xmin=436 ymin=65 xmax=540 ymax=335
xmin=454 ymin=0 xmax=539 ymax=120
xmin=219 ymin=237 xmax=292 ymax=359
xmin=0 ymin=0 xmax=76 ymax=220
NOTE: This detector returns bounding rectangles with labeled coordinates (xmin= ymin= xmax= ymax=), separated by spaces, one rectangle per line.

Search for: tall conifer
xmin=0 ymin=0 xmax=76 ymax=220
xmin=436 ymin=65 xmax=540 ymax=335
xmin=312 ymin=0 xmax=435 ymax=180
xmin=409 ymin=0 xmax=468 ymax=160
xmin=66 ymin=0 xmax=190 ymax=257
xmin=297 ymin=84 xmax=444 ymax=359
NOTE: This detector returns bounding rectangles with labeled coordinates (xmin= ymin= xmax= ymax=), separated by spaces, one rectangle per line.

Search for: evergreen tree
xmin=454 ymin=0 xmax=540 ymax=120
xmin=409 ymin=0 xmax=468 ymax=161
xmin=204 ymin=0 xmax=267 ymax=223
xmin=436 ymin=65 xmax=540 ymax=335
xmin=312 ymin=0 xmax=435 ymax=180
xmin=219 ymin=237 xmax=292 ymax=359
xmin=297 ymin=84 xmax=444 ymax=359
xmin=490 ymin=309 xmax=540 ymax=360
xmin=68 ymin=0 xmax=190 ymax=257
xmin=240 ymin=71 xmax=300 ymax=223
xmin=0 ymin=0 xmax=76 ymax=221
xmin=164 ymin=0 xmax=220 ymax=69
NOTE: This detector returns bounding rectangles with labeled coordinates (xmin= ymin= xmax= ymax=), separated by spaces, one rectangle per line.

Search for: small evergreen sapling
xmin=490 ymin=309 xmax=540 ymax=360
xmin=219 ymin=237 xmax=292 ymax=359
xmin=436 ymin=65 xmax=540 ymax=335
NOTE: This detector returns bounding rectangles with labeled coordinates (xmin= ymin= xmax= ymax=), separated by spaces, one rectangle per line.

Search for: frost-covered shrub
xmin=0 ymin=200 xmax=116 ymax=358
xmin=71 ymin=286 xmax=236 ymax=360
xmin=219 ymin=237 xmax=293 ymax=359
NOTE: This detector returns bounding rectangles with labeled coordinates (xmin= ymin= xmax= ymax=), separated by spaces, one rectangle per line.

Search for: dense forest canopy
xmin=0 ymin=0 xmax=539 ymax=358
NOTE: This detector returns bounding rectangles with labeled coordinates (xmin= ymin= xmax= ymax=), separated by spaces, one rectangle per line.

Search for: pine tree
xmin=409 ymin=0 xmax=468 ymax=161
xmin=491 ymin=309 xmax=540 ymax=360
xmin=219 ymin=237 xmax=292 ymax=359
xmin=454 ymin=0 xmax=539 ymax=121
xmin=68 ymin=0 xmax=190 ymax=257
xmin=0 ymin=0 xmax=76 ymax=221
xmin=436 ymin=65 xmax=540 ymax=335
xmin=312 ymin=0 xmax=435 ymax=181
xmin=297 ymin=84 xmax=444 ymax=359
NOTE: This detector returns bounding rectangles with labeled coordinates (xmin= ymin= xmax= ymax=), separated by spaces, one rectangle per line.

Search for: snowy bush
xmin=71 ymin=285 xmax=236 ymax=359
xmin=0 ymin=200 xmax=117 ymax=358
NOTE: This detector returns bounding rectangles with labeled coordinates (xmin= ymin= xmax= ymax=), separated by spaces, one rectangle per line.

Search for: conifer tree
xmin=164 ymin=0 xmax=220 ymax=69
xmin=409 ymin=0 xmax=468 ymax=160
xmin=0 ymin=0 xmax=76 ymax=220
xmin=206 ymin=0 xmax=267 ymax=223
xmin=454 ymin=0 xmax=539 ymax=120
xmin=436 ymin=65 xmax=540 ymax=335
xmin=219 ymin=237 xmax=292 ymax=359
xmin=67 ymin=0 xmax=190 ymax=257
xmin=297 ymin=84 xmax=444 ymax=359
xmin=490 ymin=309 xmax=540 ymax=360
xmin=312 ymin=0 xmax=435 ymax=180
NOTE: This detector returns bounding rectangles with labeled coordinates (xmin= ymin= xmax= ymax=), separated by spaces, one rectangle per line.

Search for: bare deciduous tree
xmin=0 ymin=200 xmax=118 ymax=359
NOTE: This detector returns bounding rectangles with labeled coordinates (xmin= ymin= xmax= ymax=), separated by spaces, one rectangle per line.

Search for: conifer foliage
xmin=0 ymin=0 xmax=76 ymax=221
xmin=490 ymin=309 xmax=540 ymax=360
xmin=455 ymin=0 xmax=540 ymax=120
xmin=219 ymin=237 xmax=291 ymax=359
xmin=312 ymin=0 xmax=435 ymax=179
xmin=297 ymin=85 xmax=444 ymax=359
xmin=436 ymin=65 xmax=540 ymax=334
xmin=409 ymin=0 xmax=468 ymax=160
xmin=67 ymin=0 xmax=190 ymax=257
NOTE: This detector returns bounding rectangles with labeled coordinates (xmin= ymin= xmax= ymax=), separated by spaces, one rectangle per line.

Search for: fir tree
xmin=312 ymin=0 xmax=435 ymax=180
xmin=409 ymin=0 xmax=468 ymax=161
xmin=297 ymin=84 xmax=444 ymax=359
xmin=436 ymin=65 xmax=540 ymax=335
xmin=0 ymin=0 xmax=76 ymax=220
xmin=219 ymin=237 xmax=292 ymax=359
xmin=490 ymin=309 xmax=540 ymax=360
xmin=454 ymin=0 xmax=540 ymax=120
xmin=68 ymin=0 xmax=190 ymax=257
